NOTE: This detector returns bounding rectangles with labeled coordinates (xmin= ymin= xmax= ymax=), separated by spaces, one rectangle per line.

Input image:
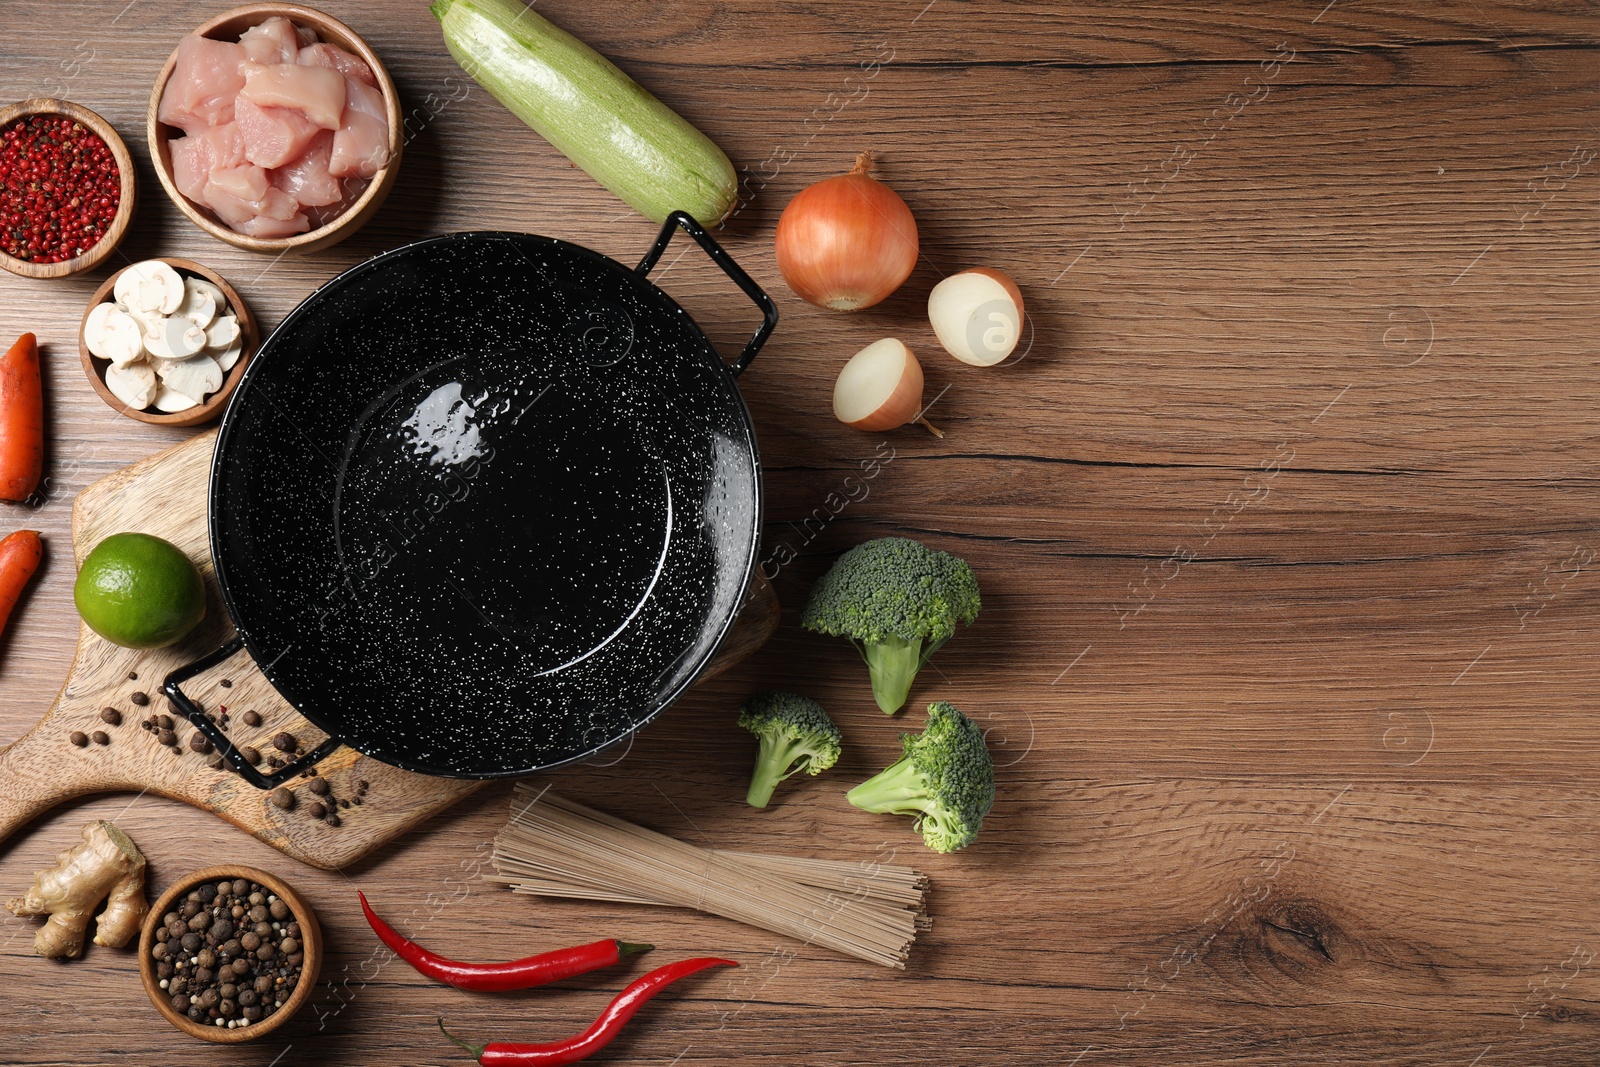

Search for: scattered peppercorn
xmin=158 ymin=729 xmax=177 ymax=747
xmin=91 ymin=730 xmax=109 ymax=745
xmin=69 ymin=731 xmax=88 ymax=747
xmin=268 ymin=788 xmax=294 ymax=811
xmin=239 ymin=745 xmax=261 ymax=765
xmin=189 ymin=732 xmax=213 ymax=754
xmin=306 ymin=801 xmax=326 ymax=819
xmin=0 ymin=114 xmax=121 ymax=264
xmin=242 ymin=710 xmax=261 ymax=727
xmin=130 ymin=691 xmax=149 ymax=706
xmin=324 ymin=813 xmax=341 ymax=828
xmin=337 ymin=798 xmax=350 ymax=810
xmin=272 ymin=733 xmax=297 ymax=754
xmin=157 ymin=714 xmax=174 ymax=730
xmin=307 ymin=779 xmax=329 ymax=796
xmin=220 ymin=679 xmax=232 ymax=688
xmin=100 ymin=707 xmax=122 ymax=726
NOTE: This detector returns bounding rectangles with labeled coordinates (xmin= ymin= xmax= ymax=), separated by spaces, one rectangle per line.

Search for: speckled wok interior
xmin=209 ymin=232 xmax=761 ymax=777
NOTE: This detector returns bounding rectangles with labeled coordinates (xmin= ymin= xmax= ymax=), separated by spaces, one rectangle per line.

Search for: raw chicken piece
xmin=294 ymin=23 xmax=318 ymax=48
xmin=305 ymin=185 xmax=365 ymax=230
xmin=237 ymin=212 xmax=311 ymax=238
xmin=239 ymin=16 xmax=299 ymax=65
xmin=239 ymin=62 xmax=347 ymax=130
xmin=256 ymin=186 xmax=305 ymax=221
xmin=168 ymin=135 xmax=211 ymax=203
xmin=203 ymin=182 xmax=306 ymax=234
xmin=297 ymin=43 xmax=376 ymax=86
xmin=235 ymin=96 xmax=322 ymax=169
xmin=158 ymin=34 xmax=247 ymax=131
xmin=272 ymin=131 xmax=343 ymax=207
xmin=168 ymin=123 xmax=248 ymax=202
xmin=329 ymin=77 xmax=389 ymax=179
xmin=208 ymin=163 xmax=270 ymax=203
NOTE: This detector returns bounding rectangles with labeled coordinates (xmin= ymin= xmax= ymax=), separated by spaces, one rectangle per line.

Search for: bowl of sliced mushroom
xmin=79 ymin=257 xmax=258 ymax=426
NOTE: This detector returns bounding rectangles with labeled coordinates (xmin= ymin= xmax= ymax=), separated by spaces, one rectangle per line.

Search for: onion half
xmin=833 ymin=338 xmax=942 ymax=436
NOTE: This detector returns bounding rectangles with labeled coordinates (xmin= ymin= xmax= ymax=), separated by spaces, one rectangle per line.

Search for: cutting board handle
xmin=0 ymin=723 xmax=98 ymax=849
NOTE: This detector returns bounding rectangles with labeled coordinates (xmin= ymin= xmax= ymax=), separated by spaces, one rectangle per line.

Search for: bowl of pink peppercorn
xmin=0 ymin=98 xmax=137 ymax=280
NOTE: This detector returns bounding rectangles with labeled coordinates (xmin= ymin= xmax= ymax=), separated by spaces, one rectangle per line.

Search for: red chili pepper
xmin=439 ymin=957 xmax=737 ymax=1066
xmin=359 ymin=892 xmax=651 ymax=992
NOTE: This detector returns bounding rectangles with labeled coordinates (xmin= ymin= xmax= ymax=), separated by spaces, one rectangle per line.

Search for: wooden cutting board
xmin=0 ymin=430 xmax=777 ymax=869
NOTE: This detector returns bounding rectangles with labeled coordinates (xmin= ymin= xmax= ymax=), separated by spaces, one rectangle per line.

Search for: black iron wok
xmin=165 ymin=213 xmax=776 ymax=788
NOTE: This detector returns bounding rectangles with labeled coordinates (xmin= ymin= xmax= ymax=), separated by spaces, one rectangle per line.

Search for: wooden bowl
xmin=138 ymin=865 xmax=323 ymax=1044
xmin=0 ymin=98 xmax=137 ymax=279
xmin=79 ymin=258 xmax=259 ymax=427
xmin=147 ymin=4 xmax=403 ymax=255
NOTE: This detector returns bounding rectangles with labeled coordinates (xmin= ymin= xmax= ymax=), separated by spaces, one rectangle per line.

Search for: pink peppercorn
xmin=0 ymin=114 xmax=121 ymax=264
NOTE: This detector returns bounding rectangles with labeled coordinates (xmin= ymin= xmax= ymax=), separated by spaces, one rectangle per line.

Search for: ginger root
xmin=6 ymin=820 xmax=149 ymax=959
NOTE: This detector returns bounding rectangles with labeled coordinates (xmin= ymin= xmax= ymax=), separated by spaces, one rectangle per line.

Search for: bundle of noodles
xmin=489 ymin=786 xmax=929 ymax=969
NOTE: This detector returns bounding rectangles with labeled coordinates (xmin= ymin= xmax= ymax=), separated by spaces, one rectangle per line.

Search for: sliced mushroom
xmin=205 ymin=314 xmax=240 ymax=351
xmin=84 ymin=302 xmax=146 ymax=366
xmin=114 ymin=260 xmax=184 ymax=316
xmin=104 ymin=361 xmax=158 ymax=410
xmin=179 ymin=281 xmax=218 ymax=330
xmin=211 ymin=340 xmax=244 ymax=372
xmin=169 ymin=316 xmax=209 ymax=358
xmin=186 ymin=277 xmax=226 ymax=308
xmin=153 ymin=354 xmax=223 ymax=403
xmin=152 ymin=383 xmax=199 ymax=413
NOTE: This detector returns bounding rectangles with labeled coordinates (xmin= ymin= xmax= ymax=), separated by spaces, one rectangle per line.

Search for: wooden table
xmin=2 ymin=2 xmax=1598 ymax=1063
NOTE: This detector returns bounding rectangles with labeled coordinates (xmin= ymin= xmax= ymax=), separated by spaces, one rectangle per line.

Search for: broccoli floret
xmin=737 ymin=691 xmax=844 ymax=808
xmin=800 ymin=537 xmax=980 ymax=714
xmin=847 ymin=701 xmax=994 ymax=853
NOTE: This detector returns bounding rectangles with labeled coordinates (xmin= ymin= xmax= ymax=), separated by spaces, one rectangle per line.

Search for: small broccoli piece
xmin=737 ymin=691 xmax=844 ymax=808
xmin=846 ymin=701 xmax=994 ymax=853
xmin=800 ymin=537 xmax=980 ymax=714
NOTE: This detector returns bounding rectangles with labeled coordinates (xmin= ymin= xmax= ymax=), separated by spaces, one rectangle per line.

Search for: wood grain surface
xmin=1 ymin=1 xmax=1597 ymax=1064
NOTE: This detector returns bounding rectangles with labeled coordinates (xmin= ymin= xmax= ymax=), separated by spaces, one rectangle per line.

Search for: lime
xmin=74 ymin=532 xmax=206 ymax=649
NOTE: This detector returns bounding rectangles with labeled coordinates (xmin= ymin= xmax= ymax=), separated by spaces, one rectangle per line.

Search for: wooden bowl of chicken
xmin=147 ymin=4 xmax=403 ymax=255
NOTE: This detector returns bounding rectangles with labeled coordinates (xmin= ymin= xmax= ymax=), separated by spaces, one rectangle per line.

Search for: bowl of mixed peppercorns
xmin=138 ymin=865 xmax=322 ymax=1044
xmin=0 ymin=97 xmax=136 ymax=280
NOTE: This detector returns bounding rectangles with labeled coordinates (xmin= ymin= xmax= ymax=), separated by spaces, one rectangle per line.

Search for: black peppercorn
xmin=130 ymin=691 xmax=149 ymax=706
xmin=100 ymin=707 xmax=121 ymax=725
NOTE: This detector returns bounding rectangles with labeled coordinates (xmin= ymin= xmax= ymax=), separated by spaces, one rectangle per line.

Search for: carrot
xmin=0 ymin=333 xmax=43 ymax=502
xmin=0 ymin=529 xmax=42 ymax=639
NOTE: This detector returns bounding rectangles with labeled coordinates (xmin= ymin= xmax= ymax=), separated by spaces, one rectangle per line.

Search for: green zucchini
xmin=431 ymin=0 xmax=738 ymax=225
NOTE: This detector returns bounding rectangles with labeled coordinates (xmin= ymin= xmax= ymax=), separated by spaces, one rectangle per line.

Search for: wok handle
xmin=636 ymin=210 xmax=778 ymax=377
xmin=162 ymin=637 xmax=342 ymax=791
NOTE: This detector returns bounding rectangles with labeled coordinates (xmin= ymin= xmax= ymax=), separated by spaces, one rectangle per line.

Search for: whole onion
xmin=774 ymin=153 xmax=919 ymax=311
